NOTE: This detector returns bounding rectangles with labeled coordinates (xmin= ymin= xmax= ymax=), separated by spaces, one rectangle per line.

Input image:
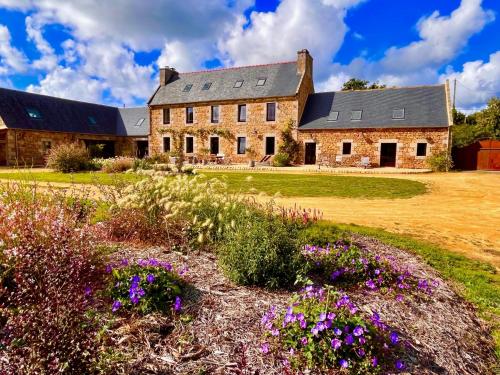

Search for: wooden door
xmin=0 ymin=143 xmax=6 ymax=166
xmin=304 ymin=143 xmax=316 ymax=164
xmin=380 ymin=143 xmax=397 ymax=167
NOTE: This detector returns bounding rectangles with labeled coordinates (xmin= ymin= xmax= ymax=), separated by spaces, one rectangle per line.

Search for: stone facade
xmin=0 ymin=128 xmax=136 ymax=166
xmin=297 ymin=127 xmax=450 ymax=169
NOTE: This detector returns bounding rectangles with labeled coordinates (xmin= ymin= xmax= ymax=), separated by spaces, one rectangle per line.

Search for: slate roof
xmin=299 ymin=85 xmax=450 ymax=130
xmin=116 ymin=107 xmax=149 ymax=137
xmin=149 ymin=61 xmax=301 ymax=105
xmin=0 ymin=87 xmax=148 ymax=136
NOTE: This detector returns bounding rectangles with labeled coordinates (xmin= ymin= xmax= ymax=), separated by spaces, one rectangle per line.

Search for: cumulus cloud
xmin=0 ymin=24 xmax=28 ymax=74
xmin=218 ymin=0 xmax=365 ymax=80
xmin=25 ymin=15 xmax=58 ymax=70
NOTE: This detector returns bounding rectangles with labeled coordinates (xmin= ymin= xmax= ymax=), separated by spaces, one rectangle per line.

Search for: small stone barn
xmin=0 ymin=88 xmax=149 ymax=166
xmin=298 ymin=85 xmax=453 ymax=168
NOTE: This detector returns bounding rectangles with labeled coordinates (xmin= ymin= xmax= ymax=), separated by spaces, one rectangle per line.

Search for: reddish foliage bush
xmin=0 ymin=192 xmax=106 ymax=374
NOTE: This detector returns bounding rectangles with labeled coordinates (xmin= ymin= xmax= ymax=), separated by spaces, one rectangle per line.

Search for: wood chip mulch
xmin=104 ymin=238 xmax=497 ymax=375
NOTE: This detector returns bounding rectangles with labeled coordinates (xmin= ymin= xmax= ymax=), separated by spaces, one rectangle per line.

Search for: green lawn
xmin=201 ymin=171 xmax=426 ymax=198
xmin=328 ymin=222 xmax=500 ymax=357
xmin=0 ymin=170 xmax=427 ymax=199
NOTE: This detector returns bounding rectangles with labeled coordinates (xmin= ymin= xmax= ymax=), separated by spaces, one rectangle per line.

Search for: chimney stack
xmin=160 ymin=66 xmax=178 ymax=86
xmin=297 ymin=49 xmax=313 ymax=78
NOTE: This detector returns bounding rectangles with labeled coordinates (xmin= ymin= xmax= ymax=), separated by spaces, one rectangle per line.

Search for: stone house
xmin=148 ymin=49 xmax=452 ymax=168
xmin=0 ymin=87 xmax=149 ymax=166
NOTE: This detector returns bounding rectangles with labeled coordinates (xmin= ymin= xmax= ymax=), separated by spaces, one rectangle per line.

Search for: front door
xmin=380 ymin=143 xmax=397 ymax=167
xmin=210 ymin=137 xmax=219 ymax=155
xmin=304 ymin=143 xmax=316 ymax=164
xmin=136 ymin=141 xmax=148 ymax=158
xmin=0 ymin=143 xmax=6 ymax=166
xmin=265 ymin=137 xmax=275 ymax=155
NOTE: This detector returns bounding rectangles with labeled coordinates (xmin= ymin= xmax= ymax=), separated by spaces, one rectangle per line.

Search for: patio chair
xmin=360 ymin=157 xmax=371 ymax=169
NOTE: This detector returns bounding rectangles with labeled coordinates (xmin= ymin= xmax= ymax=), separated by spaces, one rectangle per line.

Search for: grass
xmin=324 ymin=222 xmax=500 ymax=357
xmin=0 ymin=171 xmax=141 ymax=185
xmin=0 ymin=170 xmax=427 ymax=199
xmin=200 ymin=171 xmax=426 ymax=198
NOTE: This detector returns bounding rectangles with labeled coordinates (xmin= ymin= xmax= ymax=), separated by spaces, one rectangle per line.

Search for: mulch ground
xmin=105 ymin=236 xmax=497 ymax=375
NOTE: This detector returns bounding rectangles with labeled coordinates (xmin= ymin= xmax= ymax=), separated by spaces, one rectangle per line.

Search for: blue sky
xmin=0 ymin=0 xmax=498 ymax=111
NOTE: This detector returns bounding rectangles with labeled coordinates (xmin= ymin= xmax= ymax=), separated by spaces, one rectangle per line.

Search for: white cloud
xmin=25 ymin=15 xmax=58 ymax=70
xmin=441 ymin=51 xmax=500 ymax=110
xmin=218 ymin=0 xmax=365 ymax=80
xmin=0 ymin=24 xmax=28 ymax=74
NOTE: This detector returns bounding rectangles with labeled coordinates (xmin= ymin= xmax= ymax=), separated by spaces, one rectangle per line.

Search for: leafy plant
xmin=107 ymin=259 xmax=185 ymax=315
xmin=132 ymin=158 xmax=154 ymax=171
xmin=46 ymin=142 xmax=92 ymax=172
xmin=261 ymin=286 xmax=403 ymax=373
xmin=101 ymin=157 xmax=135 ymax=173
xmin=426 ymin=150 xmax=453 ymax=172
xmin=272 ymin=152 xmax=290 ymax=167
xmin=276 ymin=119 xmax=299 ymax=165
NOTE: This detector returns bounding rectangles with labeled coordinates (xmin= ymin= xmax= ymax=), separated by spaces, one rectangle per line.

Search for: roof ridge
xmin=180 ymin=60 xmax=296 ymax=75
xmin=316 ymin=83 xmax=445 ymax=95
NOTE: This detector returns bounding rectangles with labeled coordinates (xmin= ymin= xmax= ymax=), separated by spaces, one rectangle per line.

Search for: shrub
xmin=132 ymin=158 xmax=153 ymax=171
xmin=260 ymin=286 xmax=404 ymax=373
xmin=427 ymin=150 xmax=453 ymax=172
xmin=88 ymin=157 xmax=106 ymax=171
xmin=148 ymin=152 xmax=171 ymax=164
xmin=217 ymin=208 xmax=305 ymax=288
xmin=272 ymin=152 xmax=291 ymax=167
xmin=0 ymin=188 xmax=106 ymax=374
xmin=106 ymin=258 xmax=185 ymax=315
xmin=302 ymin=242 xmax=436 ymax=297
xmin=101 ymin=157 xmax=135 ymax=173
xmin=46 ymin=142 xmax=91 ymax=172
xmin=276 ymin=119 xmax=299 ymax=165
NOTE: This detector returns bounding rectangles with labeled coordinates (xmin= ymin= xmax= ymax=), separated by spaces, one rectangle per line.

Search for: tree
xmin=452 ymin=108 xmax=466 ymax=125
xmin=476 ymin=97 xmax=500 ymax=139
xmin=341 ymin=78 xmax=386 ymax=91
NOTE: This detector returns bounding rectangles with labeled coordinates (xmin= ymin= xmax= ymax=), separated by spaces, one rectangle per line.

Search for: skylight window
xmin=202 ymin=82 xmax=212 ymax=90
xmin=392 ymin=108 xmax=405 ymax=119
xmin=234 ymin=80 xmax=244 ymax=88
xmin=135 ymin=118 xmax=145 ymax=127
xmin=256 ymin=78 xmax=267 ymax=86
xmin=183 ymin=84 xmax=193 ymax=92
xmin=327 ymin=111 xmax=339 ymax=121
xmin=351 ymin=110 xmax=362 ymax=121
xmin=26 ymin=107 xmax=42 ymax=119
xmin=88 ymin=116 xmax=97 ymax=125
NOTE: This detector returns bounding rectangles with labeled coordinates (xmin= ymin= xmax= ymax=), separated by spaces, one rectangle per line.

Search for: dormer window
xmin=88 ymin=116 xmax=97 ymax=125
xmin=234 ymin=80 xmax=244 ymax=88
xmin=351 ymin=110 xmax=362 ymax=121
xmin=135 ymin=118 xmax=145 ymax=127
xmin=26 ymin=107 xmax=42 ymax=119
xmin=202 ymin=82 xmax=212 ymax=91
xmin=327 ymin=111 xmax=339 ymax=122
xmin=392 ymin=108 xmax=405 ymax=119
xmin=256 ymin=78 xmax=266 ymax=86
xmin=183 ymin=84 xmax=193 ymax=92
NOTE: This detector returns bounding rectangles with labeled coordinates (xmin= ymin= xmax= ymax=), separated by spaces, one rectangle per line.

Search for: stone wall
xmin=149 ymin=96 xmax=301 ymax=163
xmin=297 ymin=127 xmax=450 ymax=169
xmin=3 ymin=129 xmax=135 ymax=166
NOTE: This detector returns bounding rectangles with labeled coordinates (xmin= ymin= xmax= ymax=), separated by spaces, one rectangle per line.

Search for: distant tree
xmin=452 ymin=108 xmax=466 ymax=125
xmin=341 ymin=78 xmax=386 ymax=91
xmin=476 ymin=97 xmax=500 ymax=139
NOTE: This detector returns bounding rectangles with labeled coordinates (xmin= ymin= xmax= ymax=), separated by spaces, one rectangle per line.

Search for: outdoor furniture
xmin=360 ymin=157 xmax=371 ymax=169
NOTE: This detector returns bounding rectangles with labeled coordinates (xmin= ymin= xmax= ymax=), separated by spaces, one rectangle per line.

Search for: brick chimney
xmin=159 ymin=66 xmax=178 ymax=86
xmin=297 ymin=49 xmax=313 ymax=79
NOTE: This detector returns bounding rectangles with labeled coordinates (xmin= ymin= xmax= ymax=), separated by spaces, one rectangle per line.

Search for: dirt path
xmin=275 ymin=172 xmax=500 ymax=269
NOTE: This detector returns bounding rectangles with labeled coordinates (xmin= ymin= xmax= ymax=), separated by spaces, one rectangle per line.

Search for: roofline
xmin=311 ymin=83 xmax=446 ymax=95
xmin=5 ymin=126 xmax=123 ymax=137
xmin=0 ymin=86 xmax=118 ymax=109
xmin=178 ymin=60 xmax=296 ymax=75
xmin=148 ymin=94 xmax=298 ymax=107
xmin=298 ymin=125 xmax=449 ymax=131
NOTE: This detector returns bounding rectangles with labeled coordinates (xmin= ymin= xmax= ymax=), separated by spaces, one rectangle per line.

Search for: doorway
xmin=265 ymin=136 xmax=275 ymax=155
xmin=210 ymin=137 xmax=220 ymax=155
xmin=304 ymin=143 xmax=316 ymax=164
xmin=380 ymin=143 xmax=397 ymax=167
xmin=0 ymin=143 xmax=6 ymax=166
xmin=136 ymin=140 xmax=148 ymax=158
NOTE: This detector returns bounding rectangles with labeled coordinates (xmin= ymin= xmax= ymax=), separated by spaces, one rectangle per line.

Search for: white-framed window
xmin=237 ymin=136 xmax=246 ymax=154
xmin=266 ymin=102 xmax=276 ymax=121
xmin=416 ymin=142 xmax=427 ymax=157
xmin=186 ymin=107 xmax=194 ymax=124
xmin=237 ymin=104 xmax=247 ymax=122
xmin=211 ymin=105 xmax=219 ymax=123
xmin=342 ymin=142 xmax=352 ymax=155
xmin=163 ymin=108 xmax=170 ymax=124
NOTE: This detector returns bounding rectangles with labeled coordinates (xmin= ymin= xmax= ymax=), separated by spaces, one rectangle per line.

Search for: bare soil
xmin=105 ymin=239 xmax=496 ymax=375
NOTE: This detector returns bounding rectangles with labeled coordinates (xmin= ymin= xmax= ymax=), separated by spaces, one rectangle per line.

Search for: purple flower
xmin=374 ymin=268 xmax=381 ymax=275
xmin=84 ymin=286 xmax=92 ymax=296
xmin=311 ymin=327 xmax=319 ymax=336
xmin=395 ymin=359 xmax=405 ymax=370
xmin=148 ymin=258 xmax=159 ymax=266
xmin=271 ymin=328 xmax=279 ymax=336
xmin=130 ymin=295 xmax=139 ymax=304
xmin=365 ymin=279 xmax=377 ymax=290
xmin=111 ymin=300 xmax=122 ymax=312
xmin=395 ymin=294 xmax=404 ymax=302
xmin=353 ymin=325 xmax=364 ymax=337
xmin=327 ymin=312 xmax=336 ymax=320
xmin=105 ymin=264 xmax=113 ymax=273
xmin=260 ymin=342 xmax=269 ymax=354
xmin=161 ymin=262 xmax=173 ymax=271
xmin=319 ymin=312 xmax=326 ymax=321
xmin=297 ymin=313 xmax=305 ymax=321
xmin=174 ymin=296 xmax=182 ymax=312
xmin=359 ymin=337 xmax=366 ymax=345
xmin=357 ymin=348 xmax=365 ymax=357
xmin=372 ymin=357 xmax=378 ymax=367
xmin=331 ymin=338 xmax=342 ymax=350
xmin=324 ymin=320 xmax=332 ymax=329
xmin=345 ymin=334 xmax=354 ymax=345
xmin=146 ymin=274 xmax=155 ymax=283
xmin=300 ymin=337 xmax=308 ymax=346
xmin=131 ymin=275 xmax=141 ymax=283
xmin=339 ymin=359 xmax=349 ymax=368
xmin=333 ymin=327 xmax=342 ymax=336
xmin=121 ymin=258 xmax=129 ymax=266
xmin=390 ymin=331 xmax=399 ymax=345
xmin=299 ymin=319 xmax=307 ymax=329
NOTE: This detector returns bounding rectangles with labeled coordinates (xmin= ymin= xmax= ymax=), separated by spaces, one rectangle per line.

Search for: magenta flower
xmin=353 ymin=325 xmax=364 ymax=336
xmin=299 ymin=319 xmax=307 ymax=329
xmin=260 ymin=342 xmax=269 ymax=354
xmin=365 ymin=279 xmax=377 ymax=289
xmin=300 ymin=337 xmax=308 ymax=346
xmin=331 ymin=338 xmax=342 ymax=350
xmin=174 ymin=296 xmax=182 ymax=312
xmin=372 ymin=357 xmax=378 ymax=367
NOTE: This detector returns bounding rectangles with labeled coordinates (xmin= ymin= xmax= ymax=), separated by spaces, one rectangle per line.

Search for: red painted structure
xmin=453 ymin=140 xmax=500 ymax=171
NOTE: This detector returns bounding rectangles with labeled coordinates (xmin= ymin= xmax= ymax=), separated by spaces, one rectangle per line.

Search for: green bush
xmin=272 ymin=152 xmax=291 ymax=167
xmin=298 ymin=222 xmax=347 ymax=247
xmin=218 ymin=209 xmax=304 ymax=288
xmin=132 ymin=158 xmax=153 ymax=171
xmin=427 ymin=151 xmax=453 ymax=172
xmin=101 ymin=157 xmax=135 ymax=173
xmin=46 ymin=142 xmax=91 ymax=172
xmin=107 ymin=260 xmax=185 ymax=315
